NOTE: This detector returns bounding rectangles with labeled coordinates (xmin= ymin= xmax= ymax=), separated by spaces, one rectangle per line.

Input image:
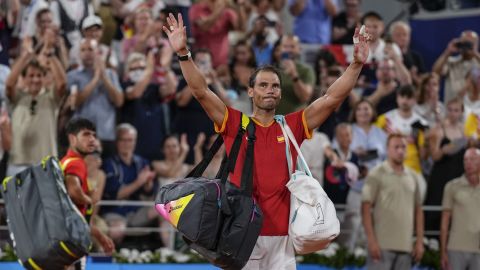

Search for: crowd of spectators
xmin=0 ymin=0 xmax=479 ymax=267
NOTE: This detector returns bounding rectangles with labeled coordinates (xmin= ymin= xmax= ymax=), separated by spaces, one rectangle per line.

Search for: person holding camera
xmin=275 ymin=34 xmax=315 ymax=114
xmin=432 ymin=30 xmax=480 ymax=104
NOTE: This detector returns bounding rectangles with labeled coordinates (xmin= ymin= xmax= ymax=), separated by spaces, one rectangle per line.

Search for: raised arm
xmin=164 ymin=14 xmax=226 ymax=127
xmin=304 ymin=26 xmax=369 ymax=130
xmin=5 ymin=50 xmax=34 ymax=101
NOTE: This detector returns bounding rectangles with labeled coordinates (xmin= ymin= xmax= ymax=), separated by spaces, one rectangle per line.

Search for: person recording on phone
xmin=432 ymin=30 xmax=480 ymax=104
xmin=275 ymin=34 xmax=315 ymax=114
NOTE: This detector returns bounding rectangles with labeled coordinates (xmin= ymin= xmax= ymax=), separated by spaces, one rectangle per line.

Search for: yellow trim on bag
xmin=28 ymin=258 xmax=43 ymax=270
xmin=2 ymin=177 xmax=12 ymax=191
xmin=241 ymin=113 xmax=250 ymax=130
xmin=60 ymin=241 xmax=79 ymax=259
xmin=41 ymin=156 xmax=51 ymax=169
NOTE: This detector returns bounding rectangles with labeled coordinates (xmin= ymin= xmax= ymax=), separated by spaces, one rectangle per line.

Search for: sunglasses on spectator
xmin=30 ymin=99 xmax=38 ymax=115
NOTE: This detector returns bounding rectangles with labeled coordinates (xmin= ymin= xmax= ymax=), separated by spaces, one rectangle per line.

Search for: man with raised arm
xmin=163 ymin=13 xmax=370 ymax=269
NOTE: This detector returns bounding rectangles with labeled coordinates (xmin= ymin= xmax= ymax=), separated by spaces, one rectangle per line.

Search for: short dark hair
xmin=361 ymin=11 xmax=383 ymax=24
xmin=397 ymin=84 xmax=415 ymax=98
xmin=248 ymin=65 xmax=282 ymax=88
xmin=22 ymin=59 xmax=47 ymax=77
xmin=65 ymin=118 xmax=96 ymax=136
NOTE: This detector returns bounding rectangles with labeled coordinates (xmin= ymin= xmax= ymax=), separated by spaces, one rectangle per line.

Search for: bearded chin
xmin=75 ymin=147 xmax=93 ymax=157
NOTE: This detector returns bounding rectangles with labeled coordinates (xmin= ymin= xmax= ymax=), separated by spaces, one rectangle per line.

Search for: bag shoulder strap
xmin=240 ymin=117 xmax=255 ymax=195
xmin=187 ymin=111 xmax=252 ymax=181
xmin=274 ymin=115 xmax=312 ymax=177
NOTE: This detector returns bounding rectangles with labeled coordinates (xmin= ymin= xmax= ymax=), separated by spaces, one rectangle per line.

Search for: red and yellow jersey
xmin=216 ymin=107 xmax=312 ymax=236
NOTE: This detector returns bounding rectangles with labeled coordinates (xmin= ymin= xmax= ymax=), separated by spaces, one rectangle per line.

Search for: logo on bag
xmin=313 ymin=203 xmax=325 ymax=226
xmin=168 ymin=204 xmax=184 ymax=213
xmin=155 ymin=193 xmax=195 ymax=228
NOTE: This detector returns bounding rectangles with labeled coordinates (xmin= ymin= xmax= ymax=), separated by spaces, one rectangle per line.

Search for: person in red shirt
xmin=164 ymin=14 xmax=370 ymax=269
xmin=61 ymin=118 xmax=115 ymax=269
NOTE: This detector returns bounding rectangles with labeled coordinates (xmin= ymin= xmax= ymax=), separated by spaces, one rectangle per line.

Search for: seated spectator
xmin=172 ymin=48 xmax=229 ymax=163
xmin=275 ymin=35 xmax=315 ymax=114
xmin=414 ymin=73 xmax=445 ymax=127
xmin=120 ymin=52 xmax=175 ymax=161
xmin=289 ymin=0 xmax=337 ymax=44
xmin=5 ymin=50 xmax=66 ymax=176
xmin=50 ymin=0 xmax=94 ymax=48
xmin=189 ymin=0 xmax=240 ymax=69
xmin=101 ymin=124 xmax=158 ymax=246
xmin=390 ymin=20 xmax=426 ymax=85
xmin=332 ymin=0 xmax=361 ymax=44
xmin=69 ymin=15 xmax=119 ymax=70
xmin=67 ymin=38 xmax=124 ymax=157
xmin=433 ymin=30 xmax=480 ymax=104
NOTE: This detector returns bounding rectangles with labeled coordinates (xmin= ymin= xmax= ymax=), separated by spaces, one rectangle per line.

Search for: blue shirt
xmin=253 ymin=44 xmax=273 ymax=66
xmin=67 ymin=67 xmax=122 ymax=141
xmin=288 ymin=0 xmax=337 ymax=44
xmin=101 ymin=155 xmax=153 ymax=216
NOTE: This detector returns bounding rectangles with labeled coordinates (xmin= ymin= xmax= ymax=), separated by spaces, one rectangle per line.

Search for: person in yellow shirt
xmin=375 ymin=85 xmax=427 ymax=174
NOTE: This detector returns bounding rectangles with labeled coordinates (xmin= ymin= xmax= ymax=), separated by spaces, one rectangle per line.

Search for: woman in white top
xmin=349 ymin=99 xmax=387 ymax=172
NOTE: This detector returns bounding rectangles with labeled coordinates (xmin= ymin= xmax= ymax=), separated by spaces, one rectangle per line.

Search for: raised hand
xmin=352 ymin=25 xmax=371 ymax=65
xmin=163 ymin=13 xmax=188 ymax=54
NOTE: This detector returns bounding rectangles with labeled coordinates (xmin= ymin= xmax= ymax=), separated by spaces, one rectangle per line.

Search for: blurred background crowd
xmin=0 ymin=0 xmax=479 ymax=260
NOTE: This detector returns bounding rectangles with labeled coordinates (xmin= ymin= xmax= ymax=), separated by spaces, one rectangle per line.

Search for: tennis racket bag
xmin=1 ymin=156 xmax=91 ymax=270
xmin=156 ymin=113 xmax=263 ymax=270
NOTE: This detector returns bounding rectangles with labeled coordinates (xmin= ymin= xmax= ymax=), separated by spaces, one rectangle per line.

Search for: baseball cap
xmin=82 ymin=15 xmax=103 ymax=30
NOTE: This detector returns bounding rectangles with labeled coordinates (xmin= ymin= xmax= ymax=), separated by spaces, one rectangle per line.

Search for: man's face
xmin=464 ymin=148 xmax=480 ymax=175
xmin=364 ymin=17 xmax=384 ymax=42
xmin=83 ymin=26 xmax=103 ymax=41
xmin=71 ymin=129 xmax=97 ymax=155
xmin=24 ymin=66 xmax=44 ymax=93
xmin=79 ymin=39 xmax=97 ymax=67
xmin=392 ymin=25 xmax=410 ymax=49
xmin=396 ymin=94 xmax=415 ymax=112
xmin=460 ymin=31 xmax=478 ymax=58
xmin=280 ymin=37 xmax=300 ymax=58
xmin=135 ymin=11 xmax=152 ymax=33
xmin=336 ymin=127 xmax=352 ymax=150
xmin=387 ymin=137 xmax=407 ymax=165
xmin=248 ymin=71 xmax=281 ymax=111
xmin=376 ymin=60 xmax=396 ymax=83
xmin=116 ymin=130 xmax=137 ymax=157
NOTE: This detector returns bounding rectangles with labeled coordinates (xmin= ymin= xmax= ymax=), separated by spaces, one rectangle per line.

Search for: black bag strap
xmin=240 ymin=119 xmax=255 ymax=195
xmin=186 ymin=134 xmax=224 ymax=178
xmin=186 ymin=112 xmax=254 ymax=184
